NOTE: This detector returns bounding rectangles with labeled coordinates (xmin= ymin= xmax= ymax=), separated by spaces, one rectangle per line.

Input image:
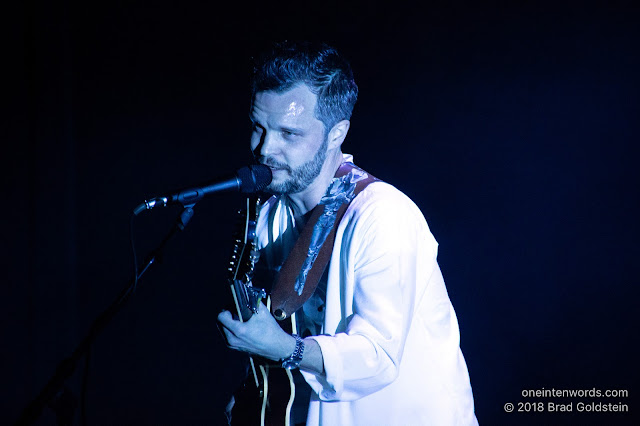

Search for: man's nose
xmin=259 ymin=131 xmax=279 ymax=157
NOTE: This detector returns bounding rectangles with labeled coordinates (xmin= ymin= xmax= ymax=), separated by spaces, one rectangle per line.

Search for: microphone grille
xmin=237 ymin=164 xmax=272 ymax=193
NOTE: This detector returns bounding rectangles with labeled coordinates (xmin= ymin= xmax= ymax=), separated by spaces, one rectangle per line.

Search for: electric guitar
xmin=227 ymin=197 xmax=298 ymax=426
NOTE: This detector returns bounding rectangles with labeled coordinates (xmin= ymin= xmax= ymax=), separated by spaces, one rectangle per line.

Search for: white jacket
xmin=256 ymin=157 xmax=478 ymax=426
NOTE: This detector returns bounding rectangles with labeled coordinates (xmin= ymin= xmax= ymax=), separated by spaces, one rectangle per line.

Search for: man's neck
xmin=286 ymin=150 xmax=344 ymax=219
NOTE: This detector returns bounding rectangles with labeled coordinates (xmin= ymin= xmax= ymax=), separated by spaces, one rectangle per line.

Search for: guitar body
xmin=227 ymin=197 xmax=298 ymax=426
xmin=230 ymin=332 xmax=296 ymax=426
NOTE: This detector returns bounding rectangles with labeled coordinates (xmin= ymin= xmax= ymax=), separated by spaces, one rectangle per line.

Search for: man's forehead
xmin=285 ymin=100 xmax=305 ymax=117
xmin=251 ymin=85 xmax=317 ymax=122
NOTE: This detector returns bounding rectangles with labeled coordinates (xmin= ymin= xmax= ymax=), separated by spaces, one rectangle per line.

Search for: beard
xmin=259 ymin=137 xmax=328 ymax=195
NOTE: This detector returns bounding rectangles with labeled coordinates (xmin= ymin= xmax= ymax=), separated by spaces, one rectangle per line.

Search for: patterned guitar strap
xmin=269 ymin=161 xmax=379 ymax=320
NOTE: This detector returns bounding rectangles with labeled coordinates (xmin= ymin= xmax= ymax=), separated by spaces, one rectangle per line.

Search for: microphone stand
xmin=16 ymin=205 xmax=197 ymax=426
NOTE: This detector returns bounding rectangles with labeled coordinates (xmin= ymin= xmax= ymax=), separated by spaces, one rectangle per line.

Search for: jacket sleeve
xmin=301 ymin=183 xmax=440 ymax=401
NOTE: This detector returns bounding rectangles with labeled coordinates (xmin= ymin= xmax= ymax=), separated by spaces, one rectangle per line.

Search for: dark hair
xmin=250 ymin=41 xmax=358 ymax=132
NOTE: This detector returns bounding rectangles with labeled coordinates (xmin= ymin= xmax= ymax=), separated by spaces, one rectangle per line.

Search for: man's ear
xmin=327 ymin=120 xmax=351 ymax=150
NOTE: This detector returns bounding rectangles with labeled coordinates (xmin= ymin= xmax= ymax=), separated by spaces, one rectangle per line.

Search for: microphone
xmin=133 ymin=164 xmax=272 ymax=215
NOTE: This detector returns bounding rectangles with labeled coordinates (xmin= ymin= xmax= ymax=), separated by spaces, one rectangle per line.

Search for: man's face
xmin=250 ymin=85 xmax=328 ymax=195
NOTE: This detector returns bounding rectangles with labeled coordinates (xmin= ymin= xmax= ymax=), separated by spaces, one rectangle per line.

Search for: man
xmin=218 ymin=41 xmax=478 ymax=425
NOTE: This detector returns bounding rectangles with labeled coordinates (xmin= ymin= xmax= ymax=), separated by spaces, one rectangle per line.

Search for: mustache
xmin=257 ymin=157 xmax=291 ymax=172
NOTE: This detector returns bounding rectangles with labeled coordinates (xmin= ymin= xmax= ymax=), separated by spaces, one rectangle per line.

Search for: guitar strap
xmin=269 ymin=161 xmax=379 ymax=320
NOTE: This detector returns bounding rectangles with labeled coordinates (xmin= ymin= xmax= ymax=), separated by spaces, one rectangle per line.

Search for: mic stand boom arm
xmin=16 ymin=205 xmax=197 ymax=426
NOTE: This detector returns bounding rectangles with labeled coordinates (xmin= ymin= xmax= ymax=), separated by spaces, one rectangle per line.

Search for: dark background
xmin=4 ymin=0 xmax=639 ymax=425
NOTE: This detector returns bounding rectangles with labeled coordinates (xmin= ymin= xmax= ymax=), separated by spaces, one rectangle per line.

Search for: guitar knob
xmin=274 ymin=309 xmax=287 ymax=321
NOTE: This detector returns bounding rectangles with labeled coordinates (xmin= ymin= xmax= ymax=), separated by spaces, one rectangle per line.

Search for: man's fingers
xmin=218 ymin=314 xmax=252 ymax=352
xmin=217 ymin=310 xmax=237 ymax=330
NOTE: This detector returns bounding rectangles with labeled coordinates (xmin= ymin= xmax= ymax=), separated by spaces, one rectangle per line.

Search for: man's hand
xmin=217 ymin=302 xmax=296 ymax=361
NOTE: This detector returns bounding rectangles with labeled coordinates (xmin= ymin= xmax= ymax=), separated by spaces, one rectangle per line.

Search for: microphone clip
xmin=133 ymin=197 xmax=169 ymax=216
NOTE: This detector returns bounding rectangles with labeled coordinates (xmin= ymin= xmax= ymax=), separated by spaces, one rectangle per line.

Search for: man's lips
xmin=265 ymin=165 xmax=286 ymax=173
xmin=258 ymin=159 xmax=289 ymax=173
